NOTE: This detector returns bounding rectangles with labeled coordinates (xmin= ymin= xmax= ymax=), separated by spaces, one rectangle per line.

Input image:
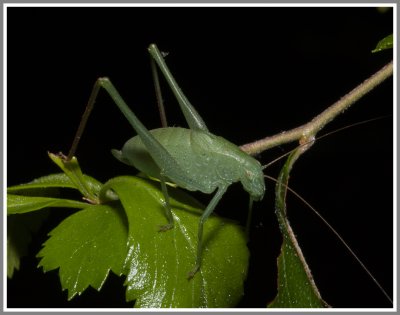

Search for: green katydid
xmin=66 ymin=43 xmax=265 ymax=278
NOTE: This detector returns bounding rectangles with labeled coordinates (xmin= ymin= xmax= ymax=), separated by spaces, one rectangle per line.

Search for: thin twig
xmin=240 ymin=61 xmax=393 ymax=155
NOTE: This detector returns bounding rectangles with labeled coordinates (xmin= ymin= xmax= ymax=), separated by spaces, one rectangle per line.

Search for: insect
xmin=66 ymin=43 xmax=265 ymax=278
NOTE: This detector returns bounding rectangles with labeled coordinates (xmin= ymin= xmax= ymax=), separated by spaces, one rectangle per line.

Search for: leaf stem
xmin=240 ymin=60 xmax=393 ymax=155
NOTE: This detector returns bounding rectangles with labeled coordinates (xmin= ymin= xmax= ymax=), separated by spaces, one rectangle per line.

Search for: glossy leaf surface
xmin=104 ymin=176 xmax=249 ymax=308
xmin=37 ymin=204 xmax=128 ymax=300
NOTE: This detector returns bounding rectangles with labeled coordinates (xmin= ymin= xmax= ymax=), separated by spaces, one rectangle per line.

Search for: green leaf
xmin=8 ymin=211 xmax=49 ymax=278
xmin=37 ymin=204 xmax=128 ymax=300
xmin=372 ymin=34 xmax=393 ymax=53
xmin=48 ymin=153 xmax=101 ymax=203
xmin=7 ymin=194 xmax=90 ymax=215
xmin=268 ymin=151 xmax=328 ymax=308
xmin=268 ymin=239 xmax=327 ymax=308
xmin=7 ymin=173 xmax=102 ymax=195
xmin=8 ymin=216 xmax=31 ymax=277
xmin=7 ymin=158 xmax=103 ymax=215
xmin=103 ymin=176 xmax=249 ymax=308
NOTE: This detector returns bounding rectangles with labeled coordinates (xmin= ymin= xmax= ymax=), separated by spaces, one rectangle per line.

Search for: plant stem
xmin=240 ymin=60 xmax=393 ymax=155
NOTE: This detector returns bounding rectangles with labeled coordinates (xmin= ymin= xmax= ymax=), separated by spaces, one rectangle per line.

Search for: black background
xmin=7 ymin=6 xmax=393 ymax=308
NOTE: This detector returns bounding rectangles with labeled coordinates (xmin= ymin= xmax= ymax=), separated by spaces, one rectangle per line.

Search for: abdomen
xmin=120 ymin=127 xmax=246 ymax=193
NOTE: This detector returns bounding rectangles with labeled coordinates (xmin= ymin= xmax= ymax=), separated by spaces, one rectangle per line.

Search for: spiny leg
xmin=188 ymin=186 xmax=227 ymax=279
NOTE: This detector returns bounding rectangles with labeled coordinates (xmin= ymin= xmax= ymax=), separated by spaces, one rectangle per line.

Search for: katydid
xmin=66 ymin=43 xmax=265 ymax=278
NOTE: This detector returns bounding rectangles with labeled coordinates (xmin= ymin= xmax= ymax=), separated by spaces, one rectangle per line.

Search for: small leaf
xmin=37 ymin=204 xmax=128 ymax=300
xmin=372 ymin=34 xmax=393 ymax=53
xmin=7 ymin=173 xmax=102 ymax=195
xmin=8 ymin=211 xmax=49 ymax=278
xmin=268 ymin=150 xmax=328 ymax=308
xmin=48 ymin=153 xmax=101 ymax=203
xmin=7 ymin=194 xmax=90 ymax=215
xmin=103 ymin=176 xmax=249 ymax=308
xmin=8 ymin=216 xmax=31 ymax=277
xmin=7 ymin=158 xmax=103 ymax=215
xmin=7 ymin=173 xmax=102 ymax=208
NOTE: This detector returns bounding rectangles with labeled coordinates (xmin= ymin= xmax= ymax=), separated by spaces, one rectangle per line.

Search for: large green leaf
xmin=103 ymin=176 xmax=249 ymax=308
xmin=268 ymin=150 xmax=328 ymax=308
xmin=37 ymin=204 xmax=128 ymax=300
xmin=10 ymin=151 xmax=249 ymax=307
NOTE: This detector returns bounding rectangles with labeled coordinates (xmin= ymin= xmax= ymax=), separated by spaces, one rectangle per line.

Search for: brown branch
xmin=240 ymin=61 xmax=393 ymax=155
